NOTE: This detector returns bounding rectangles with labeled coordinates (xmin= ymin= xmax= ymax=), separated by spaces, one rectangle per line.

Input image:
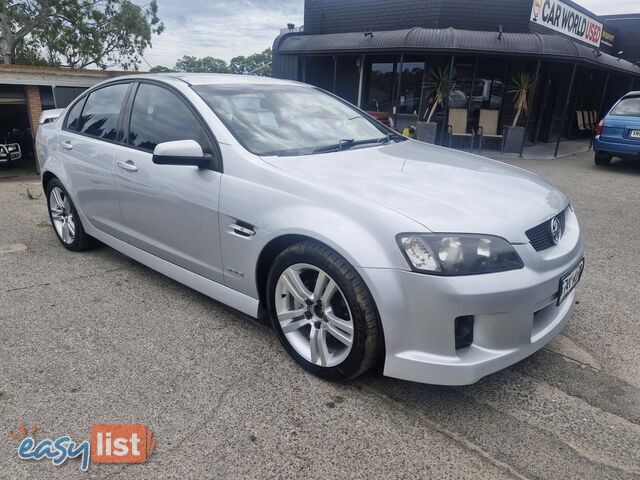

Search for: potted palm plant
xmin=503 ymin=71 xmax=535 ymax=153
xmin=417 ymin=66 xmax=456 ymax=144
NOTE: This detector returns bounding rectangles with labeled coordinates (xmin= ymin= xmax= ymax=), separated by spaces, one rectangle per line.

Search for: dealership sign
xmin=530 ymin=0 xmax=602 ymax=47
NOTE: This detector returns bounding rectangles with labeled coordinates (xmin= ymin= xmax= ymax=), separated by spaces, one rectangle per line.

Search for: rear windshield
xmin=610 ymin=97 xmax=640 ymax=116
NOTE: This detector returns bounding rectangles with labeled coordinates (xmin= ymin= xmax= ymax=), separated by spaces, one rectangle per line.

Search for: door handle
xmin=228 ymin=223 xmax=255 ymax=237
xmin=61 ymin=141 xmax=73 ymax=151
xmin=117 ymin=160 xmax=138 ymax=172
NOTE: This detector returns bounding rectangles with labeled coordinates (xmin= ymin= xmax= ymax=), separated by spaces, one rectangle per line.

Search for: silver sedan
xmin=36 ymin=74 xmax=585 ymax=385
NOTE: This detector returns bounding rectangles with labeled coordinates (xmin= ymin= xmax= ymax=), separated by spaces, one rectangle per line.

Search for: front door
xmin=113 ymin=82 xmax=224 ymax=283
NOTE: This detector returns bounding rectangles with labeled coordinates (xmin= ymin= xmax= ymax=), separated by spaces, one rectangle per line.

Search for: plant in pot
xmin=417 ymin=66 xmax=456 ymax=144
xmin=503 ymin=71 xmax=535 ymax=153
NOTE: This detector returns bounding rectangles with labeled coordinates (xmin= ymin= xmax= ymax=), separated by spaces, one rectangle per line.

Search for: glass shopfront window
xmin=469 ymin=58 xmax=509 ymax=132
xmin=397 ymin=58 xmax=425 ymax=115
xmin=363 ymin=56 xmax=426 ymax=115
xmin=451 ymin=57 xmax=475 ymax=111
xmin=364 ymin=57 xmax=398 ymax=112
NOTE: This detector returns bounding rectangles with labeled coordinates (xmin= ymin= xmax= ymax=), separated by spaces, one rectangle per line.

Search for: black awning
xmin=275 ymin=27 xmax=640 ymax=76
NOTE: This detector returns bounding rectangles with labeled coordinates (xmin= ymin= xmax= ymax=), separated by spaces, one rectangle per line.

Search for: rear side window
xmin=79 ymin=83 xmax=129 ymax=140
xmin=610 ymin=97 xmax=640 ymax=117
xmin=128 ymin=83 xmax=213 ymax=153
xmin=65 ymin=97 xmax=86 ymax=131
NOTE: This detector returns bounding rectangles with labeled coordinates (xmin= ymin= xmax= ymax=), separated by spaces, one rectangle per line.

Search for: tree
xmin=149 ymin=65 xmax=175 ymax=73
xmin=175 ymin=55 xmax=229 ymax=73
xmin=230 ymin=48 xmax=272 ymax=76
xmin=159 ymin=49 xmax=272 ymax=76
xmin=508 ymin=71 xmax=535 ymax=127
xmin=424 ymin=66 xmax=456 ymax=123
xmin=0 ymin=0 xmax=163 ymax=69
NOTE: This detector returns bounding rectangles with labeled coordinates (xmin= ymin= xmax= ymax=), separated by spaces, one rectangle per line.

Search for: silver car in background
xmin=36 ymin=74 xmax=584 ymax=385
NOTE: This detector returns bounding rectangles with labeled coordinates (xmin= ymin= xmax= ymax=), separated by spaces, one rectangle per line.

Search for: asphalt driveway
xmin=0 ymin=151 xmax=639 ymax=479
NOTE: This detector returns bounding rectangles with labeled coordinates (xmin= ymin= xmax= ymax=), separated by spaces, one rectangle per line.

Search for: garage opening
xmin=0 ymin=85 xmax=33 ymax=172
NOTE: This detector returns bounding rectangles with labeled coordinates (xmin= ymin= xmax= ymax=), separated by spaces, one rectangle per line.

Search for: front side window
xmin=610 ymin=97 xmax=640 ymax=117
xmin=193 ymin=84 xmax=393 ymax=156
xmin=79 ymin=83 xmax=129 ymax=140
xmin=128 ymin=83 xmax=213 ymax=153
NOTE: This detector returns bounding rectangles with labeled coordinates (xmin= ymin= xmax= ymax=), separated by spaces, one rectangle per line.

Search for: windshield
xmin=193 ymin=84 xmax=400 ymax=156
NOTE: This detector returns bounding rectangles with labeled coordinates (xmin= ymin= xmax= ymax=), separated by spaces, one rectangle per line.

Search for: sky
xmin=138 ymin=0 xmax=304 ymax=70
xmin=139 ymin=0 xmax=639 ymax=70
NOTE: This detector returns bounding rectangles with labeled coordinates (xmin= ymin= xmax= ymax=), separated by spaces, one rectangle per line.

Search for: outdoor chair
xmin=576 ymin=110 xmax=597 ymax=149
xmin=477 ymin=109 xmax=504 ymax=153
xmin=447 ymin=109 xmax=475 ymax=151
xmin=576 ymin=111 xmax=587 ymax=131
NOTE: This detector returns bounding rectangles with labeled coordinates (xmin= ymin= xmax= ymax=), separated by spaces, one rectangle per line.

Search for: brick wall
xmin=25 ymin=85 xmax=42 ymax=135
xmin=25 ymin=85 xmax=42 ymax=164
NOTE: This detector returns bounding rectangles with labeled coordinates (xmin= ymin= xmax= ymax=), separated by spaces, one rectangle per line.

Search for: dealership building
xmin=273 ymin=0 xmax=640 ymax=153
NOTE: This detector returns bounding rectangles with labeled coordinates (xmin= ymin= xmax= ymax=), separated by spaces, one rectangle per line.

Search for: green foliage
xmin=149 ymin=65 xmax=176 ymax=73
xmin=175 ymin=55 xmax=230 ymax=73
xmin=169 ymin=48 xmax=272 ymax=76
xmin=508 ymin=71 xmax=535 ymax=127
xmin=425 ymin=66 xmax=456 ymax=122
xmin=0 ymin=0 xmax=164 ymax=69
xmin=230 ymin=48 xmax=272 ymax=76
xmin=14 ymin=39 xmax=57 ymax=66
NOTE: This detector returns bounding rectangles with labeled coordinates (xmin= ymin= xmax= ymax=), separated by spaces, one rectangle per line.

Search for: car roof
xmin=622 ymin=91 xmax=640 ymax=98
xmin=100 ymin=73 xmax=305 ymax=87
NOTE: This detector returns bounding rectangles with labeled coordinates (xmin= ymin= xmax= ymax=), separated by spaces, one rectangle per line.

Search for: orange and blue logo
xmin=11 ymin=423 xmax=156 ymax=472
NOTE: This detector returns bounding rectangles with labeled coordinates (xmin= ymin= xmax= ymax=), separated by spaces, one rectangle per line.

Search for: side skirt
xmin=84 ymin=219 xmax=260 ymax=318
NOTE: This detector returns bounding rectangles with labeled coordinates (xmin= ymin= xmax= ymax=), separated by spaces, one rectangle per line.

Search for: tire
xmin=46 ymin=178 xmax=94 ymax=251
xmin=266 ymin=241 xmax=381 ymax=381
xmin=594 ymin=151 xmax=612 ymax=166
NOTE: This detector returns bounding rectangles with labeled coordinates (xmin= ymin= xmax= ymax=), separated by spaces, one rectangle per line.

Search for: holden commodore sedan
xmin=36 ymin=74 xmax=584 ymax=385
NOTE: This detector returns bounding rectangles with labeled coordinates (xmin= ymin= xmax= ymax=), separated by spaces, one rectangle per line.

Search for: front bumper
xmin=359 ymin=209 xmax=585 ymax=386
xmin=0 ymin=149 xmax=21 ymax=163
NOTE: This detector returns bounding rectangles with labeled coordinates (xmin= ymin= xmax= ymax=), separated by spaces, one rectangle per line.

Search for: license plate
xmin=557 ymin=259 xmax=584 ymax=305
xmin=630 ymin=130 xmax=640 ymax=138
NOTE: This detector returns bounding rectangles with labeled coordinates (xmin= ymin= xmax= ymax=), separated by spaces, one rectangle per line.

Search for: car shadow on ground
xmin=602 ymin=157 xmax=640 ymax=175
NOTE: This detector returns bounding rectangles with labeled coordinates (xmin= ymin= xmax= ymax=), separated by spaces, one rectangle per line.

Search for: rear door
xmin=58 ymin=82 xmax=131 ymax=235
xmin=601 ymin=95 xmax=640 ymax=148
xmin=113 ymin=81 xmax=224 ymax=283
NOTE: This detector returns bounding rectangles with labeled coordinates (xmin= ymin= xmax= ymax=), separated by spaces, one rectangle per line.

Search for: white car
xmin=39 ymin=108 xmax=65 ymax=125
xmin=36 ymin=74 xmax=585 ymax=385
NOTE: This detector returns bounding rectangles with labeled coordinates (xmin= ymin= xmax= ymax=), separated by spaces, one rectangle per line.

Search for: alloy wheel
xmin=49 ymin=186 xmax=76 ymax=244
xmin=275 ymin=263 xmax=354 ymax=367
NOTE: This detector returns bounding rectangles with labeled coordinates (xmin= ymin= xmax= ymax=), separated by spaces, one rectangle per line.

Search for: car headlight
xmin=7 ymin=145 xmax=16 ymax=151
xmin=397 ymin=233 xmax=524 ymax=275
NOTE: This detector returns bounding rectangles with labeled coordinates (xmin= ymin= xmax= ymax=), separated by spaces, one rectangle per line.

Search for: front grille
xmin=525 ymin=209 xmax=566 ymax=252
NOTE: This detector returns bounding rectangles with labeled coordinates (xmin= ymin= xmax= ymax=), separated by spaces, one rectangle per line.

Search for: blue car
xmin=594 ymin=91 xmax=640 ymax=166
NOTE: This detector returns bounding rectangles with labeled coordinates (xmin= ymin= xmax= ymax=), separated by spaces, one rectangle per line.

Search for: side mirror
xmin=152 ymin=140 xmax=211 ymax=168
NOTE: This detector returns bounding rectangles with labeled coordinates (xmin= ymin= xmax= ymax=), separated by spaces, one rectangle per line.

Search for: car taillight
xmin=595 ymin=119 xmax=604 ymax=136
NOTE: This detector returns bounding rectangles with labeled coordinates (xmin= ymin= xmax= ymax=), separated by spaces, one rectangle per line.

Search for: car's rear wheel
xmin=594 ymin=151 xmax=612 ymax=166
xmin=266 ymin=241 xmax=381 ymax=381
xmin=46 ymin=179 xmax=94 ymax=251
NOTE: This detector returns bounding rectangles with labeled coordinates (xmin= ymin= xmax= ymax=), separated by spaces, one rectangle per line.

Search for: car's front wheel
xmin=594 ymin=151 xmax=612 ymax=166
xmin=267 ymin=241 xmax=381 ymax=381
xmin=46 ymin=178 xmax=94 ymax=251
